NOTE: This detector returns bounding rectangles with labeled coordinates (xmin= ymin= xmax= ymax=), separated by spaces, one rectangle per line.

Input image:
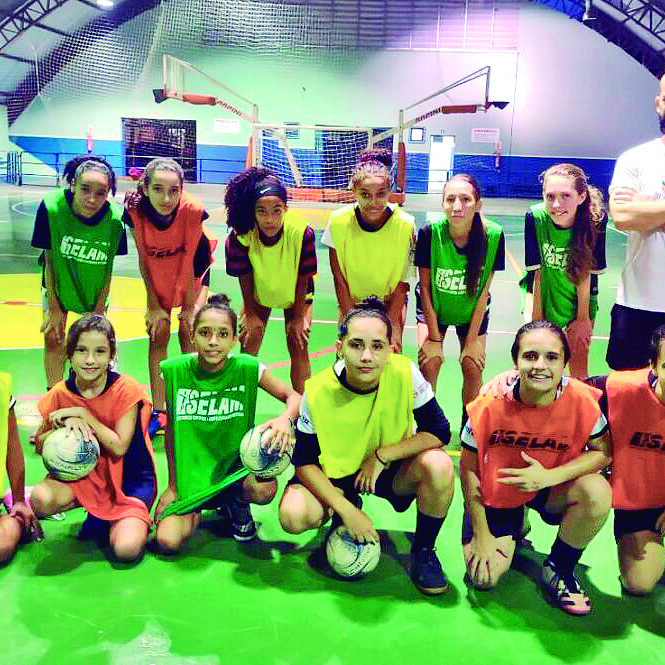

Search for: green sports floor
xmin=1 ymin=183 xmax=664 ymax=665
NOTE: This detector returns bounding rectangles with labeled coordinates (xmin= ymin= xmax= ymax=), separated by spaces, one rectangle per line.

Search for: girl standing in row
xmin=124 ymin=158 xmax=216 ymax=435
xmin=323 ymin=149 xmax=415 ymax=353
xmin=524 ymin=164 xmax=606 ymax=377
xmin=415 ymin=174 xmax=504 ymax=426
xmin=225 ymin=168 xmax=316 ymax=393
xmin=31 ymin=156 xmax=127 ymax=389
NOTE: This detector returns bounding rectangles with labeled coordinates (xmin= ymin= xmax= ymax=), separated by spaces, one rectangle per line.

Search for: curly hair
xmin=63 ymin=155 xmax=116 ymax=196
xmin=224 ymin=167 xmax=287 ymax=235
xmin=350 ymin=148 xmax=392 ymax=190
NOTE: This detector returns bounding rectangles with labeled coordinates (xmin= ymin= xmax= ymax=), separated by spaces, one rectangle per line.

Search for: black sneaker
xmin=224 ymin=498 xmax=257 ymax=542
xmin=410 ymin=547 xmax=448 ymax=595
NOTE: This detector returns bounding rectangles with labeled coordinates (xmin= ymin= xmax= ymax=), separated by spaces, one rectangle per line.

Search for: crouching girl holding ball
xmin=30 ymin=315 xmax=156 ymax=562
xmin=279 ymin=298 xmax=454 ymax=594
xmin=154 ymin=294 xmax=300 ymax=551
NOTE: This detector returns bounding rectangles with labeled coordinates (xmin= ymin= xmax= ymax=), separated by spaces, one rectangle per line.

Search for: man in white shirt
xmin=607 ymin=72 xmax=665 ymax=369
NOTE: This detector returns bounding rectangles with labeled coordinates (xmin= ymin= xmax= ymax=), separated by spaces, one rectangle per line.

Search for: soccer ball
xmin=239 ymin=425 xmax=291 ymax=479
xmin=326 ymin=526 xmax=381 ymax=578
xmin=41 ymin=428 xmax=100 ymax=482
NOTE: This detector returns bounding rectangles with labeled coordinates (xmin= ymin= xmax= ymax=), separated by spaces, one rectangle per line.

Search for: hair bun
xmin=207 ymin=293 xmax=231 ymax=307
xmin=357 ymin=148 xmax=392 ymax=169
xmin=356 ymin=295 xmax=387 ymax=313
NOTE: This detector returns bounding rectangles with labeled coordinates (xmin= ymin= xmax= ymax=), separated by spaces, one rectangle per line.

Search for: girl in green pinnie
xmin=154 ymin=294 xmax=300 ymax=551
xmin=415 ymin=174 xmax=505 ymax=427
xmin=31 ymin=156 xmax=126 ymax=389
xmin=524 ymin=164 xmax=605 ymax=377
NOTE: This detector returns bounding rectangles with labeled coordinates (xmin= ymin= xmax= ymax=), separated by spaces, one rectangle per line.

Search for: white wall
xmin=8 ymin=1 xmax=662 ymax=159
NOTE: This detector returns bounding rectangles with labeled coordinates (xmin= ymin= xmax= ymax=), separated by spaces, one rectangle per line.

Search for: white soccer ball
xmin=326 ymin=526 xmax=381 ymax=578
xmin=239 ymin=425 xmax=292 ymax=479
xmin=41 ymin=428 xmax=100 ymax=482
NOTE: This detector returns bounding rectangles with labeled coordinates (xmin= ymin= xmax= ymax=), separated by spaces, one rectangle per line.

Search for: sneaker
xmin=410 ymin=547 xmax=448 ymax=595
xmin=541 ymin=559 xmax=591 ymax=616
xmin=224 ymin=498 xmax=257 ymax=542
xmin=148 ymin=409 xmax=167 ymax=440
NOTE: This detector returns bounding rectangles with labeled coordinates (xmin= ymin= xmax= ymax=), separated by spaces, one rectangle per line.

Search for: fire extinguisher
xmin=494 ymin=139 xmax=502 ymax=170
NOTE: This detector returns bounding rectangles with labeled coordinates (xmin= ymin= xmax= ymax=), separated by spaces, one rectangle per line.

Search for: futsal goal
xmin=153 ymin=56 xmax=507 ymax=202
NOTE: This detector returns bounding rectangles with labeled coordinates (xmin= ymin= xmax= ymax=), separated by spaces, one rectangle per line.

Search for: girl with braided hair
xmin=31 ymin=155 xmax=127 ymax=389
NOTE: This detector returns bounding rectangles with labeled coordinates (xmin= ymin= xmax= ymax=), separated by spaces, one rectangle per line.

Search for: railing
xmin=1 ymin=151 xmax=245 ymax=187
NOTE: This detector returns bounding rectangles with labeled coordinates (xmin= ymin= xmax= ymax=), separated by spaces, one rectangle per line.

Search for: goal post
xmin=253 ymin=123 xmax=376 ymax=202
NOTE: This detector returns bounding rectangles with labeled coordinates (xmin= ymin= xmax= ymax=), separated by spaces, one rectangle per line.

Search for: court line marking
xmin=606 ymin=224 xmax=627 ymax=237
xmin=11 ymin=201 xmax=39 ymax=216
xmin=504 ymin=246 xmax=522 ymax=279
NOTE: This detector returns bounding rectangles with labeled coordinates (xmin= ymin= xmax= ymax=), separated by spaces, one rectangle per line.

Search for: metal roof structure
xmin=0 ymin=0 xmax=663 ymax=124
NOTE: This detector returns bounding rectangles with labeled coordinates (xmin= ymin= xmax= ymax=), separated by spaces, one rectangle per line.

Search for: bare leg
xmin=109 ymin=516 xmax=149 ymax=562
xmin=0 ymin=516 xmax=22 ymax=564
xmin=618 ymin=531 xmax=665 ymax=595
xmin=30 ymin=477 xmax=78 ymax=517
xmin=393 ymin=448 xmax=454 ymax=519
xmin=417 ymin=322 xmax=443 ymax=391
xmin=239 ymin=305 xmax=270 ymax=356
xmin=44 ymin=334 xmax=67 ymax=388
xmin=279 ymin=483 xmax=331 ymax=534
xmin=463 ymin=535 xmax=516 ymax=589
xmin=285 ymin=304 xmax=312 ymax=393
xmin=148 ymin=317 xmax=171 ymax=411
xmin=155 ymin=512 xmax=201 ymax=554
xmin=460 ymin=335 xmax=486 ymax=406
xmin=547 ymin=473 xmax=612 ymax=549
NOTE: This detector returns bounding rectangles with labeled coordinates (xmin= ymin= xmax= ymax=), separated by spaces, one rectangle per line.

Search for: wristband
xmin=375 ymin=448 xmax=388 ymax=466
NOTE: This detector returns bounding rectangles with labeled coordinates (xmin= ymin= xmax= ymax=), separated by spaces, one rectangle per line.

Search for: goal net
xmin=255 ymin=124 xmax=374 ymax=202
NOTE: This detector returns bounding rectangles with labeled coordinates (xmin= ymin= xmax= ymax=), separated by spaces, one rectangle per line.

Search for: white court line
xmin=0 ymin=318 xmax=610 ymax=350
xmin=606 ymin=224 xmax=627 ymax=237
xmin=11 ymin=201 xmax=38 ymax=216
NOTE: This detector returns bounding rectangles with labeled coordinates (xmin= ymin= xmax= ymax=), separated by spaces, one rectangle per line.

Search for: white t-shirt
xmin=609 ymin=137 xmax=665 ymax=312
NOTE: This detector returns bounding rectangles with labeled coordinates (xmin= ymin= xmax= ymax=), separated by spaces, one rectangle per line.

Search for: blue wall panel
xmin=8 ymin=135 xmax=618 ymax=196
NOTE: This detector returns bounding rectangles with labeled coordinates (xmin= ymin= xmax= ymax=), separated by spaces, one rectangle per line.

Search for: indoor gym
xmin=1 ymin=1 xmax=664 ymax=664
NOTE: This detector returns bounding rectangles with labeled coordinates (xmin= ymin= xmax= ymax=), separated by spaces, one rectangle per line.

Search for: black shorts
xmin=613 ymin=507 xmax=664 ymax=542
xmin=193 ymin=233 xmax=213 ymax=287
xmin=290 ymin=460 xmax=415 ymax=514
xmin=606 ymin=304 xmax=665 ymax=370
xmin=414 ymin=283 xmax=489 ymax=339
xmin=461 ymin=489 xmax=560 ymax=543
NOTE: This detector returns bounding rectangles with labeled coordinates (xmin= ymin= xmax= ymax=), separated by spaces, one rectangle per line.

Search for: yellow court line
xmin=504 ymin=246 xmax=523 ymax=279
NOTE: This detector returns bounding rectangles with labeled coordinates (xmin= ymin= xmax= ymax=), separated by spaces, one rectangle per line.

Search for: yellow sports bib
xmin=305 ymin=354 xmax=414 ymax=478
xmin=237 ymin=211 xmax=308 ymax=309
xmin=328 ymin=204 xmax=414 ymax=301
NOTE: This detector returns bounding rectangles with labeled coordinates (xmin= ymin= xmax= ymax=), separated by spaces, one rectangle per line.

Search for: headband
xmin=254 ymin=182 xmax=287 ymax=203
